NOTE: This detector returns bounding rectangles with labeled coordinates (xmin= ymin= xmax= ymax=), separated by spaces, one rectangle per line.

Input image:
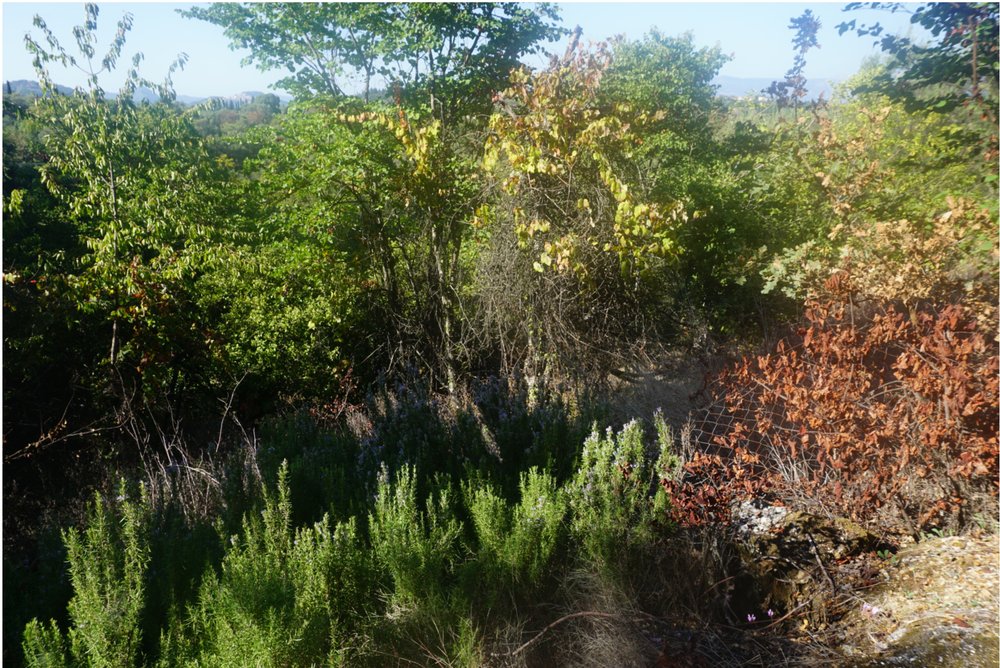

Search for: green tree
xmin=3 ymin=91 xmax=98 ymax=455
xmin=182 ymin=2 xmax=564 ymax=119
xmin=22 ymin=484 xmax=151 ymax=668
xmin=838 ymin=2 xmax=999 ymax=117
xmin=20 ymin=4 xmax=248 ymax=418
xmin=183 ymin=3 xmax=564 ymax=392
xmin=181 ymin=3 xmax=383 ymax=99
xmin=192 ymin=119 xmax=362 ymax=401
xmin=241 ymin=98 xmax=480 ymax=392
xmin=766 ymin=10 xmax=822 ymax=110
xmin=600 ymin=30 xmax=730 ymax=202
xmin=838 ymin=2 xmax=999 ymax=168
xmin=599 ymin=31 xmax=770 ymax=339
xmin=378 ymin=3 xmax=564 ymax=122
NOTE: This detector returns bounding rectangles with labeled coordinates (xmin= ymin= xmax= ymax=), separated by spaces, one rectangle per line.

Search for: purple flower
xmin=861 ymin=603 xmax=882 ymax=617
xmin=747 ymin=613 xmax=756 ymax=623
xmin=767 ymin=608 xmax=775 ymax=618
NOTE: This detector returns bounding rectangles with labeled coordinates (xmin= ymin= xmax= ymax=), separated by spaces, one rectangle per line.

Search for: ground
xmin=829 ymin=533 xmax=999 ymax=667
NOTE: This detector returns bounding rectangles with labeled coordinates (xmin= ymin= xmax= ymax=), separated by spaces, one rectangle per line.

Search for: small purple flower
xmin=767 ymin=608 xmax=775 ymax=618
xmin=747 ymin=613 xmax=756 ymax=623
xmin=861 ymin=603 xmax=882 ymax=617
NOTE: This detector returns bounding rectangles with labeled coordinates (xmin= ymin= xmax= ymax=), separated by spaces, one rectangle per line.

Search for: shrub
xmin=369 ymin=466 xmax=462 ymax=610
xmin=21 ymin=619 xmax=67 ymax=668
xmin=256 ymin=412 xmax=365 ymax=527
xmin=180 ymin=463 xmax=374 ymax=666
xmin=759 ymin=96 xmax=998 ymax=327
xmin=466 ymin=468 xmax=567 ymax=591
xmin=22 ymin=481 xmax=151 ymax=668
xmin=764 ymin=197 xmax=998 ymax=330
xmin=465 ymin=374 xmax=590 ymax=490
xmin=357 ymin=377 xmax=461 ymax=489
xmin=711 ymin=300 xmax=998 ymax=531
xmin=6 ymin=525 xmax=73 ymax=668
xmin=356 ymin=373 xmax=597 ymax=502
xmin=508 ymin=469 xmax=569 ymax=585
xmin=567 ymin=418 xmax=675 ymax=568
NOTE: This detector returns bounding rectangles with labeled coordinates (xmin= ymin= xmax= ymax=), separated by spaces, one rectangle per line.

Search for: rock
xmin=732 ymin=510 xmax=883 ymax=620
xmin=731 ymin=499 xmax=789 ymax=538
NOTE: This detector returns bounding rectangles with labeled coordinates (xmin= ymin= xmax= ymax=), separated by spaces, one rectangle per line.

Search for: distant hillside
xmin=712 ymin=75 xmax=836 ymax=100
xmin=6 ymin=76 xmax=837 ymax=106
xmin=2 ymin=79 xmax=290 ymax=107
xmin=4 ymin=79 xmax=73 ymax=97
xmin=122 ymin=87 xmax=288 ymax=107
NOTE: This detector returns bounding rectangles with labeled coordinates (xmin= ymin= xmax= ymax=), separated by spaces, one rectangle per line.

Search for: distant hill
xmin=712 ymin=75 xmax=836 ymax=101
xmin=126 ymin=87 xmax=288 ymax=107
xmin=186 ymin=91 xmax=289 ymax=109
xmin=6 ymin=76 xmax=837 ymax=106
xmin=4 ymin=79 xmax=74 ymax=97
xmin=133 ymin=86 xmax=161 ymax=104
xmin=2 ymin=79 xmax=291 ymax=107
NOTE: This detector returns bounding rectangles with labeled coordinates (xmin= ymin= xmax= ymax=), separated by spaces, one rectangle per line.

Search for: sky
xmin=1 ymin=2 xmax=927 ymax=99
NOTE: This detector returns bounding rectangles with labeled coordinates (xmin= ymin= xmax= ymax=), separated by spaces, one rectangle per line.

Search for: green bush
xmin=357 ymin=373 xmax=592 ymax=515
xmin=22 ymin=481 xmax=151 ymax=668
xmin=568 ymin=417 xmax=675 ymax=570
xmin=369 ymin=466 xmax=462 ymax=610
xmin=357 ymin=378 xmax=457 ymax=487
xmin=16 ymin=394 xmax=684 ymax=667
xmin=5 ymin=527 xmax=73 ymax=668
xmin=177 ymin=463 xmax=374 ymax=667
xmin=466 ymin=468 xmax=567 ymax=591
xmin=21 ymin=619 xmax=67 ymax=668
xmin=256 ymin=413 xmax=365 ymax=527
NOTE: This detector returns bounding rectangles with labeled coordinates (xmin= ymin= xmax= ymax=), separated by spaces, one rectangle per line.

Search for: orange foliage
xmin=707 ymin=300 xmax=998 ymax=529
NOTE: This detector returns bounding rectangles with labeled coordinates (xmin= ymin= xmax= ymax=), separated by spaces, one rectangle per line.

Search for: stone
xmin=731 ymin=510 xmax=883 ymax=619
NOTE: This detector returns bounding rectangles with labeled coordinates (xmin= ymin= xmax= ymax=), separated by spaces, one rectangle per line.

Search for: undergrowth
xmin=706 ymin=299 xmax=998 ymax=534
xmin=17 ymin=378 xmax=685 ymax=667
xmin=14 ymin=304 xmax=999 ymax=666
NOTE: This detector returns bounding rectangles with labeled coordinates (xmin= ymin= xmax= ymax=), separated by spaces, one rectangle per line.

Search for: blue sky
xmin=2 ymin=2 xmax=925 ymax=98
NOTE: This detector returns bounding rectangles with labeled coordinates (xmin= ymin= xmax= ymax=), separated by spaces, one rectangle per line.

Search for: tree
xmin=766 ymin=9 xmax=822 ymax=109
xmin=379 ymin=3 xmax=565 ymax=122
xmin=838 ymin=3 xmax=999 ymax=122
xmin=181 ymin=3 xmax=387 ymax=100
xmin=183 ymin=3 xmax=565 ymax=392
xmin=600 ymin=30 xmax=729 ymax=200
xmin=243 ymin=98 xmax=482 ymax=393
xmin=252 ymin=92 xmax=281 ymax=114
xmin=757 ymin=91 xmax=997 ymax=328
xmin=480 ymin=36 xmax=686 ymax=378
xmin=3 ymin=88 xmax=97 ymax=457
xmin=20 ymin=4 xmax=241 ymax=413
xmin=600 ymin=31 xmax=782 ymax=341
xmin=182 ymin=2 xmax=564 ymax=120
